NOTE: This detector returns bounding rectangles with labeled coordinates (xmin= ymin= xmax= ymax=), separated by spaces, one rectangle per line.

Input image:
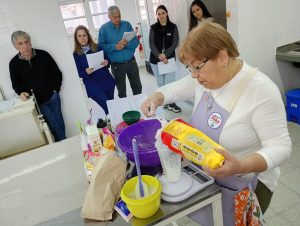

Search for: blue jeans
xmin=39 ymin=92 xmax=66 ymax=142
xmin=150 ymin=63 xmax=176 ymax=87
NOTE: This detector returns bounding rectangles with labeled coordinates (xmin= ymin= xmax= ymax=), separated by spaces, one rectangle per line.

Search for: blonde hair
xmin=179 ymin=21 xmax=239 ymax=64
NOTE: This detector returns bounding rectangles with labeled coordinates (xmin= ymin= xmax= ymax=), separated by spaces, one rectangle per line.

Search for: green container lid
xmin=122 ymin=110 xmax=141 ymax=125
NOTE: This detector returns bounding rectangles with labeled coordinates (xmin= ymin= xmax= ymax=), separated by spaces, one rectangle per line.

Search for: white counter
xmin=0 ymin=136 xmax=88 ymax=226
xmin=0 ymin=98 xmax=47 ymax=157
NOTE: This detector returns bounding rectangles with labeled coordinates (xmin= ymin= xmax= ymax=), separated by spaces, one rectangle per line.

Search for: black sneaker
xmin=168 ymin=103 xmax=181 ymax=113
xmin=163 ymin=104 xmax=169 ymax=109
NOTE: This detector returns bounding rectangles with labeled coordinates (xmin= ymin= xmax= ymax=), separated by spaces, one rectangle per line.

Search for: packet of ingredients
xmin=161 ymin=118 xmax=225 ymax=169
xmin=86 ymin=124 xmax=102 ymax=153
xmin=81 ymin=134 xmax=99 ymax=181
xmin=114 ymin=199 xmax=133 ymax=222
xmin=103 ymin=127 xmax=115 ymax=140
xmin=103 ymin=134 xmax=115 ymax=151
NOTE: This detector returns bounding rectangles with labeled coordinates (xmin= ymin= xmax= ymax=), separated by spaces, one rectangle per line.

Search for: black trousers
xmin=255 ymin=180 xmax=273 ymax=214
xmin=111 ymin=59 xmax=142 ymax=98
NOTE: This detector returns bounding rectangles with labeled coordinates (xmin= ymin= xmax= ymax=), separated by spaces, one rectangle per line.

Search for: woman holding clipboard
xmin=149 ymin=5 xmax=181 ymax=113
xmin=73 ymin=25 xmax=115 ymax=115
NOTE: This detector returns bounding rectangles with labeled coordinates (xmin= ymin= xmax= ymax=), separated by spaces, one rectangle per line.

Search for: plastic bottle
xmin=97 ymin=118 xmax=107 ymax=143
xmin=161 ymin=119 xmax=225 ymax=169
xmin=105 ymin=115 xmax=112 ymax=132
xmin=80 ymin=134 xmax=93 ymax=181
xmin=80 ymin=133 xmax=89 ymax=152
xmin=97 ymin=117 xmax=115 ymax=151
xmin=86 ymin=124 xmax=102 ymax=153
xmin=97 ymin=118 xmax=107 ymax=129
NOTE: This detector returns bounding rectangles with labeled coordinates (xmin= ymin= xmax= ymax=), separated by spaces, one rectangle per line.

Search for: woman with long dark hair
xmin=189 ymin=0 xmax=212 ymax=31
xmin=73 ymin=25 xmax=115 ymax=115
xmin=149 ymin=5 xmax=181 ymax=113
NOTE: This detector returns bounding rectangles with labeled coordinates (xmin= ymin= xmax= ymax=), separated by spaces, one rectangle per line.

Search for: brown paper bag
xmin=81 ymin=152 xmax=127 ymax=221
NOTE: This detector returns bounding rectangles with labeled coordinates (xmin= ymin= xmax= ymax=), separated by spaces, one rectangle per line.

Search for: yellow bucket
xmin=121 ymin=175 xmax=162 ymax=218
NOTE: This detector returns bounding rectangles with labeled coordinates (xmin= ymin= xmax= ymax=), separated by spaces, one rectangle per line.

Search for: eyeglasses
xmin=186 ymin=59 xmax=209 ymax=73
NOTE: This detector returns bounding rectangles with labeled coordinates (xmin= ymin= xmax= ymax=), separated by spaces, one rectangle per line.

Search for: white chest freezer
xmin=0 ymin=98 xmax=47 ymax=158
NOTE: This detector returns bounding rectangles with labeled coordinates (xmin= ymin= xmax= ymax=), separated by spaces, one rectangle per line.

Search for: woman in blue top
xmin=73 ymin=25 xmax=115 ymax=114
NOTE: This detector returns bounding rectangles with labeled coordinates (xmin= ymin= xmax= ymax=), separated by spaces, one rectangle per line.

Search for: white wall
xmin=227 ymin=0 xmax=300 ymax=96
xmin=0 ymin=0 xmax=89 ymax=137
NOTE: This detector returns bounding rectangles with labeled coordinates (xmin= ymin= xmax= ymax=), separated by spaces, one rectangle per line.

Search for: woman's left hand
xmin=163 ymin=58 xmax=168 ymax=64
xmin=86 ymin=67 xmax=94 ymax=75
xmin=202 ymin=148 xmax=243 ymax=179
xmin=101 ymin=59 xmax=108 ymax=66
xmin=158 ymin=53 xmax=166 ymax=61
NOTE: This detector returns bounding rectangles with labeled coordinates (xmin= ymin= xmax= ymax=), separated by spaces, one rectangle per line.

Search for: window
xmin=138 ymin=0 xmax=148 ymax=20
xmin=151 ymin=0 xmax=161 ymax=20
xmin=60 ymin=3 xmax=88 ymax=35
xmin=136 ymin=0 xmax=162 ymax=61
xmin=89 ymin=0 xmax=113 ymax=29
xmin=59 ymin=0 xmax=115 ymax=36
xmin=137 ymin=0 xmax=161 ymax=22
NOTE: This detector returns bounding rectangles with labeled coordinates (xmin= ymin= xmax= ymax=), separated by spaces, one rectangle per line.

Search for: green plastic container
xmin=122 ymin=110 xmax=141 ymax=125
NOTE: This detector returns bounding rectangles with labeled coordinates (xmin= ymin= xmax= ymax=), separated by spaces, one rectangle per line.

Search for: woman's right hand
xmin=158 ymin=53 xmax=166 ymax=61
xmin=20 ymin=92 xmax=29 ymax=101
xmin=101 ymin=59 xmax=108 ymax=66
xmin=86 ymin=68 xmax=94 ymax=75
xmin=141 ymin=92 xmax=165 ymax=117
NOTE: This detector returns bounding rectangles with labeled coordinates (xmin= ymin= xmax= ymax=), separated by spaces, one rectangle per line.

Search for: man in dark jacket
xmin=9 ymin=30 xmax=66 ymax=141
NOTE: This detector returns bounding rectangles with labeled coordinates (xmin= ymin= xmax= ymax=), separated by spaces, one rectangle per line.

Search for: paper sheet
xmin=157 ymin=57 xmax=177 ymax=75
xmin=86 ymin=51 xmax=104 ymax=71
xmin=122 ymin=31 xmax=137 ymax=42
xmin=106 ymin=94 xmax=165 ymax=128
xmin=0 ymin=99 xmax=15 ymax=113
xmin=106 ymin=94 xmax=147 ymax=128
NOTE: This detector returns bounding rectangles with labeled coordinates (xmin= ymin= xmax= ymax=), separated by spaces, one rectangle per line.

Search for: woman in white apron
xmin=142 ymin=22 xmax=292 ymax=225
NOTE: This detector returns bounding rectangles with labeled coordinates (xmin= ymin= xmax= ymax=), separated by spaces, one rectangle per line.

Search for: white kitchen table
xmin=0 ymin=97 xmax=47 ymax=157
xmin=0 ymin=136 xmax=223 ymax=226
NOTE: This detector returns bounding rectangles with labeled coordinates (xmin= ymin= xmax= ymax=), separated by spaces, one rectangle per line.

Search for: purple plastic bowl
xmin=117 ymin=119 xmax=162 ymax=167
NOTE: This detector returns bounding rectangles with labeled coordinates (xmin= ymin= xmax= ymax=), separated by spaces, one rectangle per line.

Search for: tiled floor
xmin=264 ymin=122 xmax=300 ymax=226
xmin=137 ymin=66 xmax=300 ymax=226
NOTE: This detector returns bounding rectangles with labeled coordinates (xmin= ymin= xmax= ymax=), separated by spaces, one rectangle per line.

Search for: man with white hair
xmin=9 ymin=30 xmax=66 ymax=141
xmin=99 ymin=5 xmax=142 ymax=98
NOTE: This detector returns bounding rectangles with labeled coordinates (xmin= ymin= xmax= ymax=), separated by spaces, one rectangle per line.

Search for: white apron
xmin=188 ymin=68 xmax=264 ymax=226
